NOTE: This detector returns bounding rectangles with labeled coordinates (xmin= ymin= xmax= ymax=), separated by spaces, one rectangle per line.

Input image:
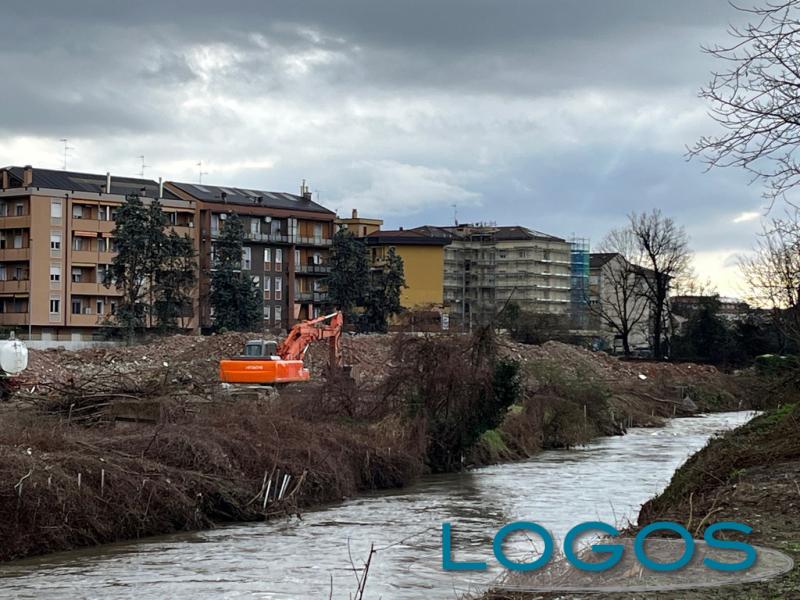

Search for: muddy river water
xmin=0 ymin=411 xmax=754 ymax=599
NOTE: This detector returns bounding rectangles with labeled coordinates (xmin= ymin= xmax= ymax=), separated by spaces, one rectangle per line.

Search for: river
xmin=0 ymin=411 xmax=754 ymax=599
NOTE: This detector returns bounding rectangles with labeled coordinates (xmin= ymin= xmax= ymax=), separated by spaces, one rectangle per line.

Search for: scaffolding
xmin=570 ymin=237 xmax=590 ymax=329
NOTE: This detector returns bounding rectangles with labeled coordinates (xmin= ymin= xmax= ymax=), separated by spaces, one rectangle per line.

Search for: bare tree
xmin=690 ymin=0 xmax=800 ymax=205
xmin=740 ymin=207 xmax=800 ymax=348
xmin=628 ymin=210 xmax=692 ymax=358
xmin=588 ymin=229 xmax=650 ymax=356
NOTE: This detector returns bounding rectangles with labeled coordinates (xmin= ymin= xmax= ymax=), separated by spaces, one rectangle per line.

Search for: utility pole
xmin=59 ymin=139 xmax=74 ymax=170
xmin=197 ymin=161 xmax=208 ymax=184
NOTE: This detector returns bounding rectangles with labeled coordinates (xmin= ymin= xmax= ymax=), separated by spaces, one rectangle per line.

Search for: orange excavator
xmin=219 ymin=311 xmax=344 ymax=385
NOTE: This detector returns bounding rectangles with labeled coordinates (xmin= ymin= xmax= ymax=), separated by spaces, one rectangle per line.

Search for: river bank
xmin=480 ymin=399 xmax=800 ymax=600
xmin=0 ymin=331 xmax=772 ymax=563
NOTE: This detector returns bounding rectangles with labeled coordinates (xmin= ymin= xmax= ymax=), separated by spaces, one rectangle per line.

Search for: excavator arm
xmin=277 ymin=311 xmax=344 ymax=367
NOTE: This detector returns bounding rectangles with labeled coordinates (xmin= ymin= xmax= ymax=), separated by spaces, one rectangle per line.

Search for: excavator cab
xmin=242 ymin=340 xmax=279 ymax=358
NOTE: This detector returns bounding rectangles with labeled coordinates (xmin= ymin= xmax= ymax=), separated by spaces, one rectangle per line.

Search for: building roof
xmin=364 ymin=229 xmax=451 ymax=246
xmin=590 ymin=252 xmax=620 ymax=268
xmin=413 ymin=224 xmax=564 ymax=242
xmin=168 ymin=181 xmax=334 ymax=215
xmin=2 ymin=166 xmax=179 ymax=199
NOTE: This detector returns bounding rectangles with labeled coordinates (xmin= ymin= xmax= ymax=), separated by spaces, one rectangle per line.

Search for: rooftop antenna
xmin=138 ymin=155 xmax=150 ymax=177
xmin=59 ymin=138 xmax=74 ymax=170
xmin=452 ymin=203 xmax=458 ymax=226
xmin=197 ymin=161 xmax=208 ymax=184
xmin=314 ymin=189 xmax=323 ymax=201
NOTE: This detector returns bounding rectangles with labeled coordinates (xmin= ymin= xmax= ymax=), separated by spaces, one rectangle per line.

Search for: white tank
xmin=0 ymin=338 xmax=28 ymax=376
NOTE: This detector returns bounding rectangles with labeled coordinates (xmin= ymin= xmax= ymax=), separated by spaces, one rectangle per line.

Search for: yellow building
xmin=364 ymin=229 xmax=450 ymax=308
xmin=335 ymin=208 xmax=383 ymax=237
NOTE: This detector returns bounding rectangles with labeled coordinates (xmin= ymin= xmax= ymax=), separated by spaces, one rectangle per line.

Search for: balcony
xmin=295 ymin=291 xmax=313 ymax=301
xmin=0 ymin=313 xmax=28 ymax=326
xmin=72 ymin=250 xmax=116 ymax=264
xmin=0 ymin=215 xmax=31 ymax=229
xmin=296 ymin=236 xmax=332 ymax=247
xmin=0 ymin=248 xmax=30 ymax=260
xmin=71 ymin=218 xmax=115 ymax=234
xmin=171 ymin=225 xmax=195 ymax=238
xmin=0 ymin=280 xmax=29 ymax=293
xmin=296 ymin=264 xmax=331 ymax=275
xmin=69 ymin=312 xmax=103 ymax=327
xmin=71 ymin=281 xmax=122 ymax=296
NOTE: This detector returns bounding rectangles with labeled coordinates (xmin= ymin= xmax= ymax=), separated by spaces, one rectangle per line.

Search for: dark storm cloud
xmin=0 ymin=0 xmax=762 ymax=292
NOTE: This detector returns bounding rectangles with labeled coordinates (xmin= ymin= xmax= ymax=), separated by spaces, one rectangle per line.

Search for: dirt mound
xmin=22 ymin=332 xmax=253 ymax=387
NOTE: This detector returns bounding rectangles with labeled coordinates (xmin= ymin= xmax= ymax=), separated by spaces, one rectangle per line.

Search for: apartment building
xmin=588 ymin=252 xmax=652 ymax=352
xmin=166 ymin=181 xmax=335 ymax=330
xmin=335 ymin=208 xmax=383 ymax=237
xmin=363 ymin=229 xmax=451 ymax=309
xmin=0 ymin=166 xmax=196 ymax=342
xmin=412 ymin=224 xmax=574 ymax=325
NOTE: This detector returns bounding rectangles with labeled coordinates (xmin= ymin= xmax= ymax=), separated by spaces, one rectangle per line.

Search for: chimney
xmin=158 ymin=177 xmax=164 ymax=199
xmin=399 ymin=226 xmax=404 ymax=231
xmin=352 ymin=208 xmax=358 ymax=219
xmin=1 ymin=170 xmax=8 ymax=190
xmin=301 ymin=179 xmax=312 ymax=201
xmin=105 ymin=172 xmax=111 ymax=194
xmin=22 ymin=165 xmax=33 ymax=187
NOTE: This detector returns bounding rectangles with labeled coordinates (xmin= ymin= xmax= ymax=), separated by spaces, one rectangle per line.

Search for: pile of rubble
xmin=22 ymin=332 xmax=253 ymax=390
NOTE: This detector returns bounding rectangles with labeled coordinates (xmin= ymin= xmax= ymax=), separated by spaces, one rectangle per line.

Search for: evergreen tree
xmin=153 ymin=231 xmax=196 ymax=332
xmin=363 ymin=247 xmax=406 ymax=332
xmin=325 ymin=229 xmax=370 ymax=321
xmin=209 ymin=214 xmax=262 ymax=331
xmin=108 ymin=193 xmax=151 ymax=342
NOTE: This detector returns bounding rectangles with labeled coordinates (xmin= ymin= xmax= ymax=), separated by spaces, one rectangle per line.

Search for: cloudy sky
xmin=0 ymin=0 xmax=773 ymax=295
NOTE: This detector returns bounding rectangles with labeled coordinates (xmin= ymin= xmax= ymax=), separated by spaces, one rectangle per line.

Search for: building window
xmin=295 ymin=249 xmax=301 ymax=266
xmin=250 ymin=219 xmax=259 ymax=236
xmin=275 ymin=248 xmax=283 ymax=269
xmin=263 ymin=305 xmax=271 ymax=319
xmin=72 ymin=298 xmax=81 ymax=315
xmin=264 ymin=248 xmax=271 ymax=270
xmin=71 ymin=268 xmax=83 ymax=283
xmin=274 ymin=305 xmax=282 ymax=323
xmin=50 ymin=232 xmax=61 ymax=253
xmin=72 ymin=205 xmax=83 ymax=219
xmin=73 ymin=237 xmax=85 ymax=251
xmin=264 ymin=276 xmax=271 ymax=300
xmin=49 ymin=298 xmax=60 ymax=314
xmin=242 ymin=247 xmax=252 ymax=270
xmin=50 ymin=200 xmax=62 ymax=223
xmin=274 ymin=277 xmax=282 ymax=300
xmin=312 ymin=252 xmax=322 ymax=265
xmin=314 ymin=223 xmax=323 ymax=240
xmin=97 ymin=300 xmax=105 ymax=315
xmin=50 ymin=265 xmax=61 ymax=282
xmin=15 ymin=203 xmax=24 ymax=216
xmin=14 ymin=234 xmax=23 ymax=249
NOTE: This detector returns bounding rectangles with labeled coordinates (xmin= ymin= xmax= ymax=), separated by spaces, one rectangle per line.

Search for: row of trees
xmin=109 ymin=196 xmax=263 ymax=340
xmin=109 ymin=196 xmax=406 ymax=339
xmin=108 ymin=195 xmax=196 ymax=340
